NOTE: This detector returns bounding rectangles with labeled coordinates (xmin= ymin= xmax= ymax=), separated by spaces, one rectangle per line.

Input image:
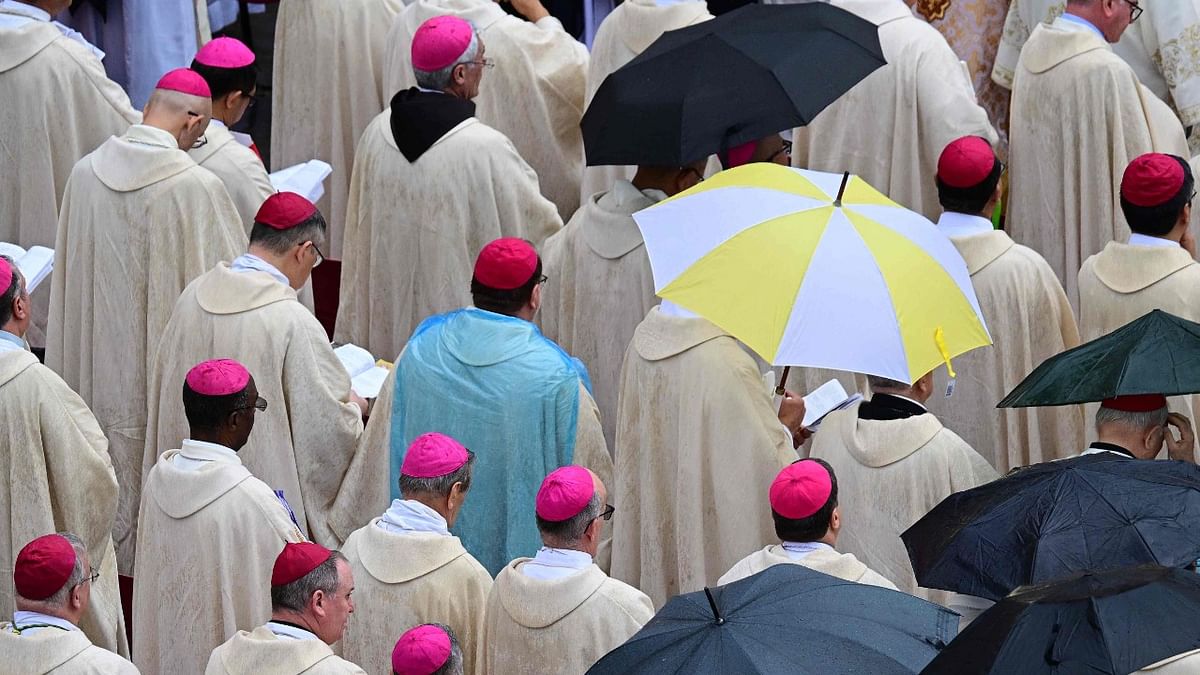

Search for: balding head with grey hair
xmin=15 ymin=532 xmax=92 ymax=626
xmin=413 ymin=30 xmax=481 ymax=93
xmin=1093 ymin=401 xmax=1187 ymax=461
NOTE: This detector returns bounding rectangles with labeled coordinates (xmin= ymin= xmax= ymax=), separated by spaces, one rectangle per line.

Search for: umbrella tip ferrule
xmin=835 ymin=171 xmax=850 ymax=206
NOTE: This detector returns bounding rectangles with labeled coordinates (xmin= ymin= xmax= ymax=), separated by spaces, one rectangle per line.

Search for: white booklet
xmin=0 ymin=242 xmax=53 ymax=293
xmin=270 ymin=160 xmax=333 ymax=204
xmin=334 ymin=343 xmax=390 ymax=399
xmin=802 ymin=379 xmax=863 ymax=429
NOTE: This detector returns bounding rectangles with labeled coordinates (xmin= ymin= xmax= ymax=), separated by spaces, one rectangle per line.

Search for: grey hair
xmin=413 ymin=30 xmax=481 ymax=91
xmin=535 ymin=492 xmax=602 ymax=546
xmin=37 ymin=533 xmax=86 ymax=608
xmin=1095 ymin=405 xmax=1170 ymax=433
xmin=399 ymin=451 xmax=475 ymax=499
xmin=429 ymin=623 xmax=465 ymax=675
xmin=867 ymin=375 xmax=910 ymax=392
xmin=271 ymin=551 xmax=346 ymax=613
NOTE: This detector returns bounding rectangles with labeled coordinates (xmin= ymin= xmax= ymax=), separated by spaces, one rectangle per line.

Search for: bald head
xmin=143 ymin=89 xmax=212 ymax=150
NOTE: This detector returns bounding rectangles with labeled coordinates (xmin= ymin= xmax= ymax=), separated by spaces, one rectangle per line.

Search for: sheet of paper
xmin=802 ymin=379 xmax=862 ymax=428
xmin=270 ymin=159 xmax=332 ymax=204
xmin=334 ymin=343 xmax=375 ymax=377
xmin=0 ymin=242 xmax=53 ymax=293
xmin=351 ymin=366 xmax=390 ymax=399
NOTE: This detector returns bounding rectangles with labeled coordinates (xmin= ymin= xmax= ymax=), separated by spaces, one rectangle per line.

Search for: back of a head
xmin=769 ymin=459 xmax=838 ymax=543
xmin=411 ymin=16 xmax=480 ymax=91
xmin=1120 ymin=154 xmax=1194 ymax=237
xmin=1095 ymin=395 xmax=1169 ymax=435
xmin=271 ymin=548 xmax=345 ymax=614
xmin=399 ymin=433 xmax=476 ymax=500
xmin=250 ymin=209 xmax=328 ymax=256
xmin=181 ymin=359 xmax=252 ymax=434
xmin=14 ymin=533 xmax=87 ymax=612
xmin=936 ymin=136 xmax=1002 ymax=216
xmin=392 ymin=623 xmax=464 ymax=675
xmin=191 ymin=37 xmax=258 ymax=100
xmin=535 ymin=466 xmax=602 ymax=549
xmin=867 ymin=374 xmax=909 ymax=393
xmin=470 ymin=238 xmax=542 ymax=316
xmin=0 ymin=255 xmax=22 ymax=329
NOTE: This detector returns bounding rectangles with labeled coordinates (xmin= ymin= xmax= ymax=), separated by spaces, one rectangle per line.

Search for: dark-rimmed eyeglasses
xmin=310 ymin=241 xmax=325 ymax=268
xmin=1123 ymin=0 xmax=1142 ymax=22
xmin=769 ymin=139 xmax=793 ymax=164
xmin=537 ymin=274 xmax=548 ymax=286
xmin=600 ymin=504 xmax=615 ymax=521
xmin=186 ymin=111 xmax=208 ymax=149
xmin=72 ymin=567 xmax=100 ymax=591
xmin=235 ymin=396 xmax=268 ymax=414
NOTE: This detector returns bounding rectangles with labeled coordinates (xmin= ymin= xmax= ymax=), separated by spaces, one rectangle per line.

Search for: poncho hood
xmin=0 ymin=348 xmax=38 ymax=387
xmin=439 ymin=308 xmax=557 ymax=367
xmin=0 ymin=20 xmax=57 ymax=72
xmin=949 ymin=229 xmax=1016 ymax=276
xmin=1020 ymin=22 xmax=1112 ymax=75
xmin=612 ymin=0 xmax=710 ymax=55
xmin=828 ymin=402 xmax=945 ymax=467
xmin=210 ymin=626 xmax=339 ymax=674
xmin=633 ymin=305 xmax=728 ymax=361
xmin=584 ymin=180 xmax=662 ymax=260
xmin=1 ymin=627 xmax=93 ymax=673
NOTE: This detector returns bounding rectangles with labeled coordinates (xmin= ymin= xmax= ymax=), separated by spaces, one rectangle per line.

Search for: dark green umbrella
xmin=998 ymin=309 xmax=1200 ymax=408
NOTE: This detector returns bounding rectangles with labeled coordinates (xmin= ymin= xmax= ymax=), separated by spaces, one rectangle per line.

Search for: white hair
xmin=413 ymin=30 xmax=481 ymax=91
xmin=1095 ymin=405 xmax=1169 ymax=433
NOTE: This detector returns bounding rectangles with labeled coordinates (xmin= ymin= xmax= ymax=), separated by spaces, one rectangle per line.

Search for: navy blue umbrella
xmin=587 ymin=564 xmax=956 ymax=674
xmin=903 ymin=454 xmax=1200 ymax=601
xmin=921 ymin=566 xmax=1200 ymax=674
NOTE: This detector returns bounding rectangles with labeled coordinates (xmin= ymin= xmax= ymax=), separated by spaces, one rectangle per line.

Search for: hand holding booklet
xmin=334 ymin=343 xmax=391 ymax=399
xmin=802 ymin=379 xmax=863 ymax=430
xmin=0 ymin=242 xmax=53 ymax=293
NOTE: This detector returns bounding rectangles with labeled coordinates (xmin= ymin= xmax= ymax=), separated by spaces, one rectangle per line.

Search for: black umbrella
xmin=581 ymin=3 xmax=886 ymax=167
xmin=586 ymin=563 xmax=956 ymax=675
xmin=921 ymin=565 xmax=1200 ymax=675
xmin=902 ymin=453 xmax=1200 ymax=601
xmin=999 ymin=309 xmax=1200 ymax=407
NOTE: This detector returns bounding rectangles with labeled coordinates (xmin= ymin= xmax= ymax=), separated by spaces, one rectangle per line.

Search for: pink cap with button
xmin=185 ymin=359 xmax=250 ymax=396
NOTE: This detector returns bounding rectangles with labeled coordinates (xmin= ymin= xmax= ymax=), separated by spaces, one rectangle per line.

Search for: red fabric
xmin=14 ymin=535 xmax=76 ymax=601
xmin=536 ymin=466 xmax=595 ymax=522
xmin=392 ymin=624 xmax=452 ymax=675
xmin=194 ymin=36 xmax=256 ymax=68
xmin=1101 ymin=394 xmax=1168 ymax=413
xmin=271 ymin=542 xmax=332 ymax=586
xmin=1122 ymin=153 xmax=1185 ymax=207
xmin=401 ymin=433 xmax=470 ymax=478
xmin=255 ymin=192 xmax=317 ymax=230
xmin=473 ymin=238 xmax=537 ymax=290
xmin=155 ymin=68 xmax=211 ymax=98
xmin=723 ymin=141 xmax=757 ymax=169
xmin=412 ymin=16 xmax=474 ymax=71
xmin=769 ymin=460 xmax=832 ymax=519
xmin=0 ymin=257 xmax=12 ymax=296
xmin=185 ymin=359 xmax=250 ymax=396
xmin=937 ymin=136 xmax=996 ymax=188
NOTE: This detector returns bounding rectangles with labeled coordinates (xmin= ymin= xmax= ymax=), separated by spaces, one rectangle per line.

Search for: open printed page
xmin=270 ymin=160 xmax=333 ymax=203
xmin=334 ymin=343 xmax=391 ymax=398
xmin=802 ymin=379 xmax=863 ymax=429
xmin=0 ymin=242 xmax=54 ymax=293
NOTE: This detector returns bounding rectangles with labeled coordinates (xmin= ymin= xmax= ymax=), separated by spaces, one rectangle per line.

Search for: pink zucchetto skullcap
xmin=255 ymin=192 xmax=317 ymax=230
xmin=769 ymin=460 xmax=832 ymax=520
xmin=473 ymin=237 xmax=538 ymax=290
xmin=272 ymin=542 xmax=333 ymax=586
xmin=937 ymin=136 xmax=997 ymax=189
xmin=1122 ymin=153 xmax=1186 ymax=207
xmin=536 ymin=466 xmax=595 ymax=522
xmin=0 ymin=256 xmax=12 ymax=297
xmin=722 ymin=140 xmax=757 ymax=169
xmin=412 ymin=16 xmax=474 ymax=71
xmin=14 ymin=535 xmax=77 ymax=601
xmin=392 ymin=624 xmax=453 ymax=675
xmin=402 ymin=433 xmax=470 ymax=478
xmin=155 ymin=67 xmax=212 ymax=98
xmin=194 ymin=37 xmax=256 ymax=69
xmin=185 ymin=358 xmax=250 ymax=396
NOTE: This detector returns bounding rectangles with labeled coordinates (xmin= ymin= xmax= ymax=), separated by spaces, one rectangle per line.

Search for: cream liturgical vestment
xmin=1078 ymin=242 xmax=1200 ymax=458
xmin=923 ymin=225 xmax=1085 ymax=473
xmin=46 ymin=124 xmax=247 ymax=573
xmin=272 ymin=0 xmax=405 ymax=258
xmin=383 ymin=0 xmax=589 ymax=222
xmin=1008 ymin=19 xmax=1190 ymax=304
xmin=540 ymin=181 xmax=663 ymax=445
xmin=334 ymin=106 xmax=561 ymax=360
xmin=1137 ymin=649 xmax=1200 ymax=674
xmin=809 ymin=401 xmax=998 ymax=606
xmin=0 ymin=627 xmax=139 ymax=675
xmin=339 ymin=519 xmax=492 ymax=675
xmin=0 ymin=347 xmax=128 ymax=657
xmin=612 ymin=307 xmax=797 ymax=608
xmin=579 ymin=0 xmax=711 ymax=200
xmin=144 ymin=263 xmax=364 ymax=546
xmin=206 ymin=625 xmax=365 ymax=675
xmin=0 ymin=11 xmax=139 ymax=347
xmin=134 ymin=442 xmax=305 ymax=675
xmin=189 ymin=121 xmax=274 ymax=233
xmin=480 ymin=560 xmax=654 ymax=675
xmin=717 ymin=544 xmax=898 ymax=589
xmin=782 ymin=0 xmax=997 ymax=223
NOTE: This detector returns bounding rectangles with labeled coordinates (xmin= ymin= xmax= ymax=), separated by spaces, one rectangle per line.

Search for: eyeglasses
xmin=235 ymin=396 xmax=269 ymax=414
xmin=599 ymin=503 xmax=615 ymax=521
xmin=72 ymin=567 xmax=99 ymax=591
xmin=465 ymin=58 xmax=495 ymax=69
xmin=682 ymin=166 xmax=705 ymax=184
xmin=769 ymin=139 xmax=793 ymax=163
xmin=537 ymin=274 xmax=548 ymax=285
xmin=310 ymin=241 xmax=325 ymax=268
xmin=186 ymin=111 xmax=208 ymax=149
xmin=1124 ymin=0 xmax=1142 ymax=22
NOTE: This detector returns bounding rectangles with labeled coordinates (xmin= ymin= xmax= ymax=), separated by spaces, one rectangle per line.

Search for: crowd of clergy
xmin=9 ymin=0 xmax=1200 ymax=672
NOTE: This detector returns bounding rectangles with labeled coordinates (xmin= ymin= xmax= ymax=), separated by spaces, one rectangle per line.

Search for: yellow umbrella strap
xmin=935 ymin=326 xmax=956 ymax=379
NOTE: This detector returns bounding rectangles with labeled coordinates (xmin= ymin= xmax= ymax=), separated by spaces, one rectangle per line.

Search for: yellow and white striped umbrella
xmin=632 ymin=163 xmax=991 ymax=384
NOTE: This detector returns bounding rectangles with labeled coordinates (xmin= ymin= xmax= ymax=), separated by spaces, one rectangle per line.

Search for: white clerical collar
xmin=376 ymin=499 xmax=451 ymax=537
xmin=521 ymin=547 xmax=594 ymax=580
xmin=416 ymin=86 xmax=447 ymax=95
xmin=231 ymin=253 xmax=291 ymax=287
xmin=936 ymin=212 xmax=993 ymax=238
xmin=170 ymin=439 xmax=241 ymax=471
xmin=0 ymin=329 xmax=26 ymax=353
xmin=1055 ymin=13 xmax=1106 ymax=41
xmin=12 ymin=610 xmax=79 ymax=634
xmin=780 ymin=541 xmax=834 ymax=560
xmin=1128 ymin=233 xmax=1179 ymax=248
xmin=267 ymin=621 xmax=320 ymax=641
